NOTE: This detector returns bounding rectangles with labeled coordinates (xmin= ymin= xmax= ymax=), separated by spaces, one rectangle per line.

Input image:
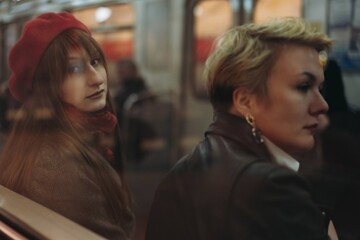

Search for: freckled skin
xmin=251 ymin=44 xmax=328 ymax=155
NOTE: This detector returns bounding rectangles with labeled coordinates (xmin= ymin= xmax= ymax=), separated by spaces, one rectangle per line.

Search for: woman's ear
xmin=230 ymin=88 xmax=253 ymax=117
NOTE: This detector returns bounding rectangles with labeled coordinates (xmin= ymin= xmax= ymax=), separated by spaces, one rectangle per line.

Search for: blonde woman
xmin=146 ymin=17 xmax=337 ymax=240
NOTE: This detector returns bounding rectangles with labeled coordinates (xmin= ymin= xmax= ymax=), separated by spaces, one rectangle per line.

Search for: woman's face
xmin=251 ymin=44 xmax=328 ymax=155
xmin=61 ymin=48 xmax=107 ymax=112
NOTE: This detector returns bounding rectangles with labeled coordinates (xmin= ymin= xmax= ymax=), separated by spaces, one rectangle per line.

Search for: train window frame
xmin=142 ymin=0 xmax=171 ymax=70
xmin=8 ymin=0 xmax=48 ymax=14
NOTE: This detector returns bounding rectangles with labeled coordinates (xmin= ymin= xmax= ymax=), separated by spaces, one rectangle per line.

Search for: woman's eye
xmin=68 ymin=64 xmax=84 ymax=73
xmin=297 ymin=82 xmax=311 ymax=92
xmin=91 ymin=58 xmax=101 ymax=66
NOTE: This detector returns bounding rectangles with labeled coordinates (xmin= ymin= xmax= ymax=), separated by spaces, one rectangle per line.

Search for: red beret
xmin=8 ymin=12 xmax=91 ymax=102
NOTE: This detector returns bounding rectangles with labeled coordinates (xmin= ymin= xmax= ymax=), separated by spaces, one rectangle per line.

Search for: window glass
xmin=193 ymin=0 xmax=232 ymax=98
xmin=254 ymin=0 xmax=302 ymax=23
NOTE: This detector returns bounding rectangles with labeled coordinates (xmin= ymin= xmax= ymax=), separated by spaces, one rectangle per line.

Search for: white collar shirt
xmin=263 ymin=137 xmax=300 ymax=172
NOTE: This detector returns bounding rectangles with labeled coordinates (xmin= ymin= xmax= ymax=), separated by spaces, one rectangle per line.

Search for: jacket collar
xmin=263 ymin=137 xmax=300 ymax=171
xmin=205 ymin=111 xmax=273 ymax=163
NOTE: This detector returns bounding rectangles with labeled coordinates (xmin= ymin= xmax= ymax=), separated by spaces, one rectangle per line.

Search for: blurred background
xmin=0 ymin=0 xmax=359 ymax=239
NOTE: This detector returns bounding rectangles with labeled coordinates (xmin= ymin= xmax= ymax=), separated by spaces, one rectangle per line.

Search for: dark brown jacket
xmin=146 ymin=112 xmax=328 ymax=240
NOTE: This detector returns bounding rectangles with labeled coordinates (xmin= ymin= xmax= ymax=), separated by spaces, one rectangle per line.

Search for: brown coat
xmin=20 ymin=142 xmax=134 ymax=240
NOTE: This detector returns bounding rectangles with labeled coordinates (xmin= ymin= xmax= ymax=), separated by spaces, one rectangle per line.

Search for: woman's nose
xmin=310 ymin=91 xmax=329 ymax=115
xmin=87 ymin=65 xmax=104 ymax=86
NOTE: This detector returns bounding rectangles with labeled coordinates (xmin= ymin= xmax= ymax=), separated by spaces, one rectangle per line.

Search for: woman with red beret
xmin=0 ymin=12 xmax=134 ymax=239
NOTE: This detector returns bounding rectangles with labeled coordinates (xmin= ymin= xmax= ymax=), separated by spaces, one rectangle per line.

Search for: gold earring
xmin=319 ymin=50 xmax=328 ymax=67
xmin=245 ymin=114 xmax=264 ymax=144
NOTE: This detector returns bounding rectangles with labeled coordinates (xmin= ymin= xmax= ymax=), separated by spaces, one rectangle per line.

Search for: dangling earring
xmin=245 ymin=114 xmax=264 ymax=144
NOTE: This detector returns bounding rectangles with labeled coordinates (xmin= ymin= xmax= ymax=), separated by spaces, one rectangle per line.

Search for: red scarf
xmin=64 ymin=103 xmax=117 ymax=133
xmin=64 ymin=103 xmax=117 ymax=164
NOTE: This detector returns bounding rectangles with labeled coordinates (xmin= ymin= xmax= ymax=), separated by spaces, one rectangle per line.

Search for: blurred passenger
xmin=114 ymin=59 xmax=174 ymax=167
xmin=114 ymin=59 xmax=148 ymax=125
xmin=300 ymin=59 xmax=360 ymax=240
xmin=114 ymin=59 xmax=152 ymax=163
xmin=146 ymin=17 xmax=337 ymax=240
xmin=0 ymin=12 xmax=134 ymax=239
xmin=322 ymin=59 xmax=350 ymax=115
xmin=321 ymin=59 xmax=360 ymax=167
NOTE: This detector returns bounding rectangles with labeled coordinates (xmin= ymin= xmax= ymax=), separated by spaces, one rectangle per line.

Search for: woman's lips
xmin=86 ymin=89 xmax=104 ymax=99
xmin=304 ymin=124 xmax=318 ymax=134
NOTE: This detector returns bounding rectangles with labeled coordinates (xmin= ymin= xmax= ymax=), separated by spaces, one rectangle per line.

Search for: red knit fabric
xmin=8 ymin=12 xmax=91 ymax=102
xmin=64 ymin=104 xmax=118 ymax=164
xmin=64 ymin=103 xmax=117 ymax=134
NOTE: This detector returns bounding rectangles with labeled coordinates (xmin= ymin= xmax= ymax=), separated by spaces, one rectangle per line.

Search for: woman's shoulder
xmin=242 ymin=161 xmax=300 ymax=179
xmin=232 ymin=161 xmax=311 ymax=200
xmin=34 ymin=137 xmax=86 ymax=173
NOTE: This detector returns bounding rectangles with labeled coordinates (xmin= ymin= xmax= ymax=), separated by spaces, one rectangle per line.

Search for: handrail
xmin=0 ymin=185 xmax=105 ymax=240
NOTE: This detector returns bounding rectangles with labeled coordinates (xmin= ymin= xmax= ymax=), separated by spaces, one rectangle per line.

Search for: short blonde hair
xmin=204 ymin=17 xmax=333 ymax=111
